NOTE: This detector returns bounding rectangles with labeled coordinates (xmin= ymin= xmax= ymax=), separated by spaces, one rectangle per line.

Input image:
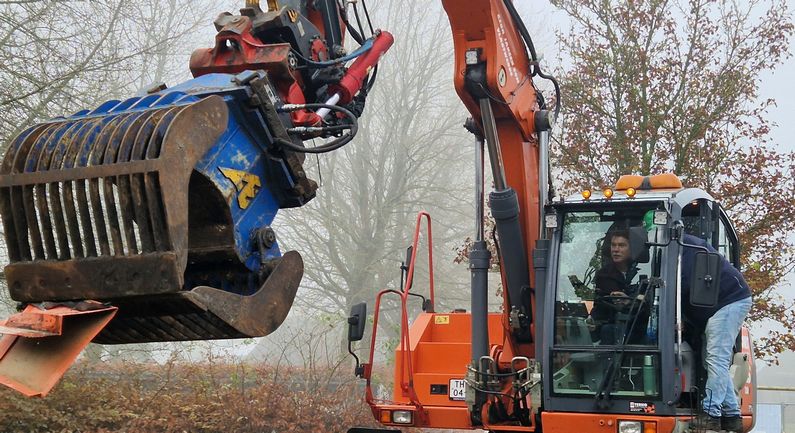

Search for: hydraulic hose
xmin=276 ymin=103 xmax=358 ymax=154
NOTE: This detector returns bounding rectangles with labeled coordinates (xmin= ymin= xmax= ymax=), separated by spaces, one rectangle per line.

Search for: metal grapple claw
xmin=0 ymin=72 xmax=314 ymax=344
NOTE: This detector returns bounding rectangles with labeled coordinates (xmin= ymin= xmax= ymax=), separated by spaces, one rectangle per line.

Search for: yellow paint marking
xmin=219 ymin=167 xmax=262 ymax=210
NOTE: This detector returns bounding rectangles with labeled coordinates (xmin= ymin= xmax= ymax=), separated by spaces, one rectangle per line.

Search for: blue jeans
xmin=703 ymin=296 xmax=752 ymax=417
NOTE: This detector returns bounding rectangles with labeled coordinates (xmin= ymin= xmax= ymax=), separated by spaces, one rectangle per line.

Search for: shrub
xmin=0 ymin=359 xmax=379 ymax=433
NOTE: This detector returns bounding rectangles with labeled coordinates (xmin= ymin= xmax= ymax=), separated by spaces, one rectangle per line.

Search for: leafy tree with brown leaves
xmin=551 ymin=0 xmax=795 ymax=358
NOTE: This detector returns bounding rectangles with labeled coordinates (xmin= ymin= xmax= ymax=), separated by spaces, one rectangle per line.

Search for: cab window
xmin=551 ymin=206 xmax=664 ymax=397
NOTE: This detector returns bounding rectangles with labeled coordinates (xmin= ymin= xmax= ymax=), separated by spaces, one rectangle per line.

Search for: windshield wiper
xmin=593 ymin=278 xmax=659 ymax=408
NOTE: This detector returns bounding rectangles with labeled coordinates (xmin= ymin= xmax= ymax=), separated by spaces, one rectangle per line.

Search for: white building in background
xmin=752 ymin=351 xmax=795 ymax=433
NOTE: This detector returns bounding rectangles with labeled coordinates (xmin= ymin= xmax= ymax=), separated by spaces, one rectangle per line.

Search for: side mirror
xmin=690 ymin=251 xmax=722 ymax=307
xmin=628 ymin=226 xmax=650 ymax=263
xmin=347 ymin=302 xmax=367 ymax=342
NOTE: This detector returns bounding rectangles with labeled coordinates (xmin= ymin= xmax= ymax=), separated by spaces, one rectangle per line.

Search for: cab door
xmin=680 ymin=198 xmax=740 ymax=268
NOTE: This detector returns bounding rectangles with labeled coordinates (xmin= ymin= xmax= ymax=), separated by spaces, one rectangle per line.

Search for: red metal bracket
xmin=189 ymin=14 xmax=297 ymax=82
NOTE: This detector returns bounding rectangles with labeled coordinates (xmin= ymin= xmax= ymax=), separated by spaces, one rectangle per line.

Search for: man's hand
xmin=609 ymin=291 xmax=631 ymax=307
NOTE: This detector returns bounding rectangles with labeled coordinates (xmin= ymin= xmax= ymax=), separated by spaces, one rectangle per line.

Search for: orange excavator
xmin=344 ymin=1 xmax=758 ymax=433
xmin=0 ymin=1 xmax=757 ymax=433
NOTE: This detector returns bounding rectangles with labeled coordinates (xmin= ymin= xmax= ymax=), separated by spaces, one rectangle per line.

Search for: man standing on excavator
xmin=680 ymin=232 xmax=752 ymax=433
xmin=628 ymin=209 xmax=753 ymax=432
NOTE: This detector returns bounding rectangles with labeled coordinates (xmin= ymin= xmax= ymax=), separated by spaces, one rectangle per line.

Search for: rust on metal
xmin=0 ymin=92 xmax=310 ymax=345
xmin=0 ymin=95 xmax=306 ymax=344
xmin=0 ymin=303 xmax=117 ymax=397
xmin=186 ymin=250 xmax=303 ymax=337
xmin=189 ymin=14 xmax=297 ymax=79
xmin=0 ymin=308 xmax=63 ymax=338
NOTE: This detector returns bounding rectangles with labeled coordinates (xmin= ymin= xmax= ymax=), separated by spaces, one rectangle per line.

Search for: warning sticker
xmin=629 ymin=402 xmax=656 ymax=413
xmin=434 ymin=315 xmax=450 ymax=325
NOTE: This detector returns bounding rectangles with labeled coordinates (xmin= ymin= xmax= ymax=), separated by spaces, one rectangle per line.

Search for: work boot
xmin=692 ymin=412 xmax=722 ymax=432
xmin=721 ymin=416 xmax=743 ymax=433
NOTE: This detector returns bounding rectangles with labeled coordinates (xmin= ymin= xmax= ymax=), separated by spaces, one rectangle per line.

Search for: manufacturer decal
xmin=219 ymin=167 xmax=262 ymax=210
xmin=629 ymin=401 xmax=656 ymax=413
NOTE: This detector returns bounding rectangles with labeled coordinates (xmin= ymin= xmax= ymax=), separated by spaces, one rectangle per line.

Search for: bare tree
xmin=0 ymin=0 xmax=219 ymax=146
xmin=273 ymin=0 xmax=476 ymax=355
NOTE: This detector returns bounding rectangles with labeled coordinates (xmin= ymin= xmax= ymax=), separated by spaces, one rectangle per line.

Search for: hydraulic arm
xmin=0 ymin=0 xmax=392 ymax=396
xmin=444 ymin=0 xmax=558 ymax=424
xmin=348 ymin=0 xmax=560 ymax=430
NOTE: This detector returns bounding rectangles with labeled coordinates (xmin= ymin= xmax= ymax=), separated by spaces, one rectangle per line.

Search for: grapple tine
xmin=102 ymin=113 xmax=137 ymax=254
xmin=10 ymin=123 xmax=63 ymax=261
xmin=47 ymin=122 xmax=88 ymax=260
xmin=158 ymin=315 xmax=204 ymax=340
xmin=113 ymin=112 xmax=151 ymax=255
xmin=18 ymin=123 xmax=58 ymax=261
xmin=33 ymin=127 xmax=60 ymax=260
xmin=63 ymin=118 xmax=102 ymax=257
xmin=125 ymin=110 xmax=158 ymax=253
xmin=58 ymin=119 xmax=99 ymax=258
xmin=0 ymin=125 xmax=42 ymax=261
xmin=72 ymin=118 xmax=105 ymax=257
xmin=143 ymin=107 xmax=180 ymax=251
xmin=21 ymin=185 xmax=44 ymax=260
xmin=146 ymin=107 xmax=178 ymax=160
xmin=86 ymin=115 xmax=123 ymax=256
xmin=134 ymin=110 xmax=167 ymax=252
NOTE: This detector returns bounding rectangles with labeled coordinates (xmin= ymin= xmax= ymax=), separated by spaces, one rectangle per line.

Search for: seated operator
xmin=587 ymin=228 xmax=648 ymax=344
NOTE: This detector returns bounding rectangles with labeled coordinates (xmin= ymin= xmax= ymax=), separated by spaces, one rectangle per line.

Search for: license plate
xmin=449 ymin=379 xmax=466 ymax=401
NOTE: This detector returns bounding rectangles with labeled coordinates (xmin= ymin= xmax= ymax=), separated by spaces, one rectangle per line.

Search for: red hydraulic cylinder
xmin=330 ymin=30 xmax=394 ymax=104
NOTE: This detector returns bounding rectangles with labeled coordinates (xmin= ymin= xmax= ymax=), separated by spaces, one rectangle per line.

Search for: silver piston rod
xmin=478 ymin=98 xmax=532 ymax=341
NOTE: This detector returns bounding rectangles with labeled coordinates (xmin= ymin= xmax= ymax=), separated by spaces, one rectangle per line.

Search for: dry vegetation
xmin=0 ymin=359 xmax=378 ymax=433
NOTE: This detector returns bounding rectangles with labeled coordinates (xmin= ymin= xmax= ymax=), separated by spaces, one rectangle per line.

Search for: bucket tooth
xmin=186 ymin=250 xmax=304 ymax=337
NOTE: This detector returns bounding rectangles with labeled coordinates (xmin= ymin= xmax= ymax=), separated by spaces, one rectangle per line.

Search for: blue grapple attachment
xmin=0 ymin=72 xmax=317 ymax=344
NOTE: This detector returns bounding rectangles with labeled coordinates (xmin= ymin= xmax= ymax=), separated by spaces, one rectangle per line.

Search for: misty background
xmin=0 ymin=0 xmax=792 ymax=398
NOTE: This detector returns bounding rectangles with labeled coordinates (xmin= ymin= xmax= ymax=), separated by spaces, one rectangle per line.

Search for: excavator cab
xmin=540 ymin=179 xmax=757 ymax=433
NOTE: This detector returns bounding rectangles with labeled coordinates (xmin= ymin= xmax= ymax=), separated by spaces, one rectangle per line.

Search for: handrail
xmin=405 ymin=211 xmax=435 ymax=311
xmin=363 ymin=211 xmax=435 ymax=416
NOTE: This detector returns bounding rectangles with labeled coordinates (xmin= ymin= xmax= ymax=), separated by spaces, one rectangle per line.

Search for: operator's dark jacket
xmin=591 ymin=264 xmax=647 ymax=343
xmin=680 ymin=234 xmax=752 ymax=329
